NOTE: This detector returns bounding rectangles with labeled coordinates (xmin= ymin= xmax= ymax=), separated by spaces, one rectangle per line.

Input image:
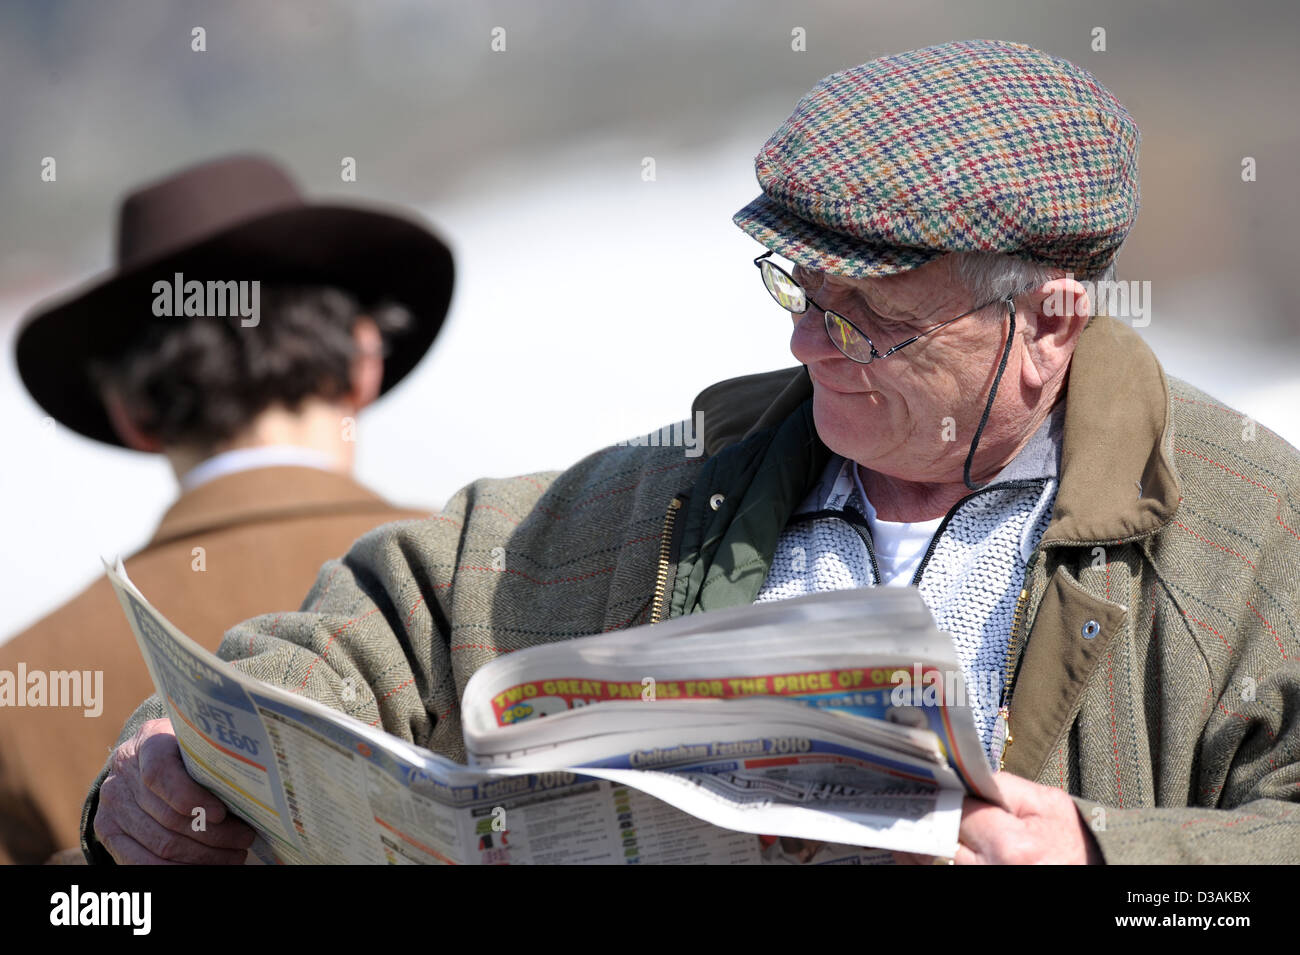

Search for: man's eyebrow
xmin=814 ymin=271 xmax=923 ymax=324
xmin=843 ymin=283 xmax=915 ymax=323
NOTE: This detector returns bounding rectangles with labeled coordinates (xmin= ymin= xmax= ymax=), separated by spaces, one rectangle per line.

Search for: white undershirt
xmin=850 ymin=466 xmax=943 ymax=587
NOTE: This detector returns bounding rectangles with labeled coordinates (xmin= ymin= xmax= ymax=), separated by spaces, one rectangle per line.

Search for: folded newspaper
xmin=105 ymin=558 xmax=1002 ymax=865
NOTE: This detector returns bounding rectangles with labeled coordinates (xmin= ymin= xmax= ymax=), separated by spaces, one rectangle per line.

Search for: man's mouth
xmin=811 ymin=376 xmax=874 ymax=396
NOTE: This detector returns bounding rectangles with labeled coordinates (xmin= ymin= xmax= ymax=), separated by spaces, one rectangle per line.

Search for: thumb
xmin=988 ymin=771 xmax=1037 ymax=813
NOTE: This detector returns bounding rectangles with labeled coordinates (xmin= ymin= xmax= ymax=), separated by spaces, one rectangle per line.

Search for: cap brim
xmin=16 ymin=204 xmax=454 ymax=448
xmin=733 ymin=193 xmax=942 ymax=278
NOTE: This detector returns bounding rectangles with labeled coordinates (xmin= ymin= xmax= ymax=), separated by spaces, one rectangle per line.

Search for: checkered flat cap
xmin=734 ymin=40 xmax=1140 ymax=278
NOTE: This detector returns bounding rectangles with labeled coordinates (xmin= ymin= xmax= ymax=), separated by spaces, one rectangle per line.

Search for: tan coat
xmin=0 ymin=467 xmax=427 ymax=863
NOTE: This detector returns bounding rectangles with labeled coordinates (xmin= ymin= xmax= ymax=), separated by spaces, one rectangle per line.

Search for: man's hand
xmin=94 ymin=718 xmax=257 ymax=864
xmin=894 ymin=772 xmax=1103 ymax=865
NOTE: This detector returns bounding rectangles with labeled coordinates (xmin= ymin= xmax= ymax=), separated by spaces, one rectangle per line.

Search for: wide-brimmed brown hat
xmin=16 ymin=154 xmax=455 ymax=447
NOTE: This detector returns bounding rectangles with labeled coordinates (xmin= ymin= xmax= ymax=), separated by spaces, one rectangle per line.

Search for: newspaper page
xmin=111 ymin=559 xmax=866 ymax=863
xmin=463 ymin=587 xmax=998 ymax=803
xmin=105 ymin=560 xmax=968 ymax=862
xmin=457 ymin=588 xmax=1002 ymax=856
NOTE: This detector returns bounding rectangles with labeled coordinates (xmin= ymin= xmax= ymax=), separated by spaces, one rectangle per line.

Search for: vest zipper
xmin=649 ymin=496 xmax=683 ymax=624
xmin=997 ymin=584 xmax=1031 ymax=770
xmin=997 ymin=548 xmax=1044 ymax=770
xmin=841 ymin=509 xmax=882 ymax=585
xmin=782 ymin=508 xmax=882 ymax=584
xmin=908 ymin=478 xmax=1047 ymax=587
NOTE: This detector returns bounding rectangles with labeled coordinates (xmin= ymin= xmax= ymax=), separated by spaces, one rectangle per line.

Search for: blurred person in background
xmin=0 ymin=155 xmax=453 ymax=863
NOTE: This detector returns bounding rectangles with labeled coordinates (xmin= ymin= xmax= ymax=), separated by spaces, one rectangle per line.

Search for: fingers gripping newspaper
xmin=105 ymin=559 xmax=1002 ymax=865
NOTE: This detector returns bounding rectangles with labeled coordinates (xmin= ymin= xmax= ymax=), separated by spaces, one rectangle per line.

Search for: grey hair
xmin=946 ymin=251 xmax=1118 ymax=325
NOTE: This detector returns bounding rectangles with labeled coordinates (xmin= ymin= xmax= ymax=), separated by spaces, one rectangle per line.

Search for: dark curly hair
xmin=94 ymin=285 xmax=411 ymax=450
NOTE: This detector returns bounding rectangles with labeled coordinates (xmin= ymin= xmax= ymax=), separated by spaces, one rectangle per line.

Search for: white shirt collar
xmin=180 ymin=445 xmax=340 ymax=493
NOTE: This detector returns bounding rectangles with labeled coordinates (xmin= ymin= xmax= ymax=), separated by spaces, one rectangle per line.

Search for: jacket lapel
xmin=1001 ymin=564 xmax=1129 ymax=779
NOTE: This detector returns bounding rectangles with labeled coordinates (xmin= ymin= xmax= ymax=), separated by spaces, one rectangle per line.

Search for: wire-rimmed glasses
xmin=754 ymin=251 xmax=1031 ymax=364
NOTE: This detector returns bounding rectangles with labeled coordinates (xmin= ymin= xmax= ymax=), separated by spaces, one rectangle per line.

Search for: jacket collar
xmin=147 ymin=466 xmax=396 ymax=549
xmin=1040 ymin=316 xmax=1181 ymax=546
xmin=693 ymin=315 xmax=1181 ymax=547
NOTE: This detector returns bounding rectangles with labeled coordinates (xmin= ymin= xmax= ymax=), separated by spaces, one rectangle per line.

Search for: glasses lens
xmin=760 ymin=261 xmax=807 ymax=312
xmin=825 ymin=311 xmax=875 ymax=363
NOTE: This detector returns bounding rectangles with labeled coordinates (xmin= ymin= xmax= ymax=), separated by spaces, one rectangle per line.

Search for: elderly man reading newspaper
xmin=85 ymin=41 xmax=1300 ymax=865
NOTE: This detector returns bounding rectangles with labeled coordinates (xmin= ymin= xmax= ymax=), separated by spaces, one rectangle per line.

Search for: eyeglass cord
xmin=962 ymin=298 xmax=1018 ymax=492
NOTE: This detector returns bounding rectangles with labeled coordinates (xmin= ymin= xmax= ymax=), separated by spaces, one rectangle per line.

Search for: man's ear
xmin=101 ymin=386 xmax=163 ymax=453
xmin=347 ymin=316 xmax=384 ymax=411
xmin=1020 ymin=277 xmax=1091 ymax=392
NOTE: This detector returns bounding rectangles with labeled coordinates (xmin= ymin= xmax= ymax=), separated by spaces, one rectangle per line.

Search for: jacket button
xmin=709 ymin=493 xmax=725 ymax=511
xmin=1081 ymin=619 xmax=1101 ymax=639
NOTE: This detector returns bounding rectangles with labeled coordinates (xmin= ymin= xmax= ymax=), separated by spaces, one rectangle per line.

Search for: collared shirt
xmin=180 ymin=445 xmax=340 ymax=493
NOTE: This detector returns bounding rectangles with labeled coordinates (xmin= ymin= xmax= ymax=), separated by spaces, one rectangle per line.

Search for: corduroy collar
xmin=1041 ymin=315 xmax=1181 ymax=546
xmin=693 ymin=315 xmax=1181 ymax=548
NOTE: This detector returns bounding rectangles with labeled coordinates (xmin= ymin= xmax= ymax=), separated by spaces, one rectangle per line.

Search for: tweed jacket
xmin=0 ymin=467 xmax=426 ymax=864
xmin=84 ymin=317 xmax=1300 ymax=864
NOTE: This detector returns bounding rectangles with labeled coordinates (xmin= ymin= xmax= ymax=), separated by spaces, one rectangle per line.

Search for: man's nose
xmin=790 ymin=309 xmax=838 ymax=365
